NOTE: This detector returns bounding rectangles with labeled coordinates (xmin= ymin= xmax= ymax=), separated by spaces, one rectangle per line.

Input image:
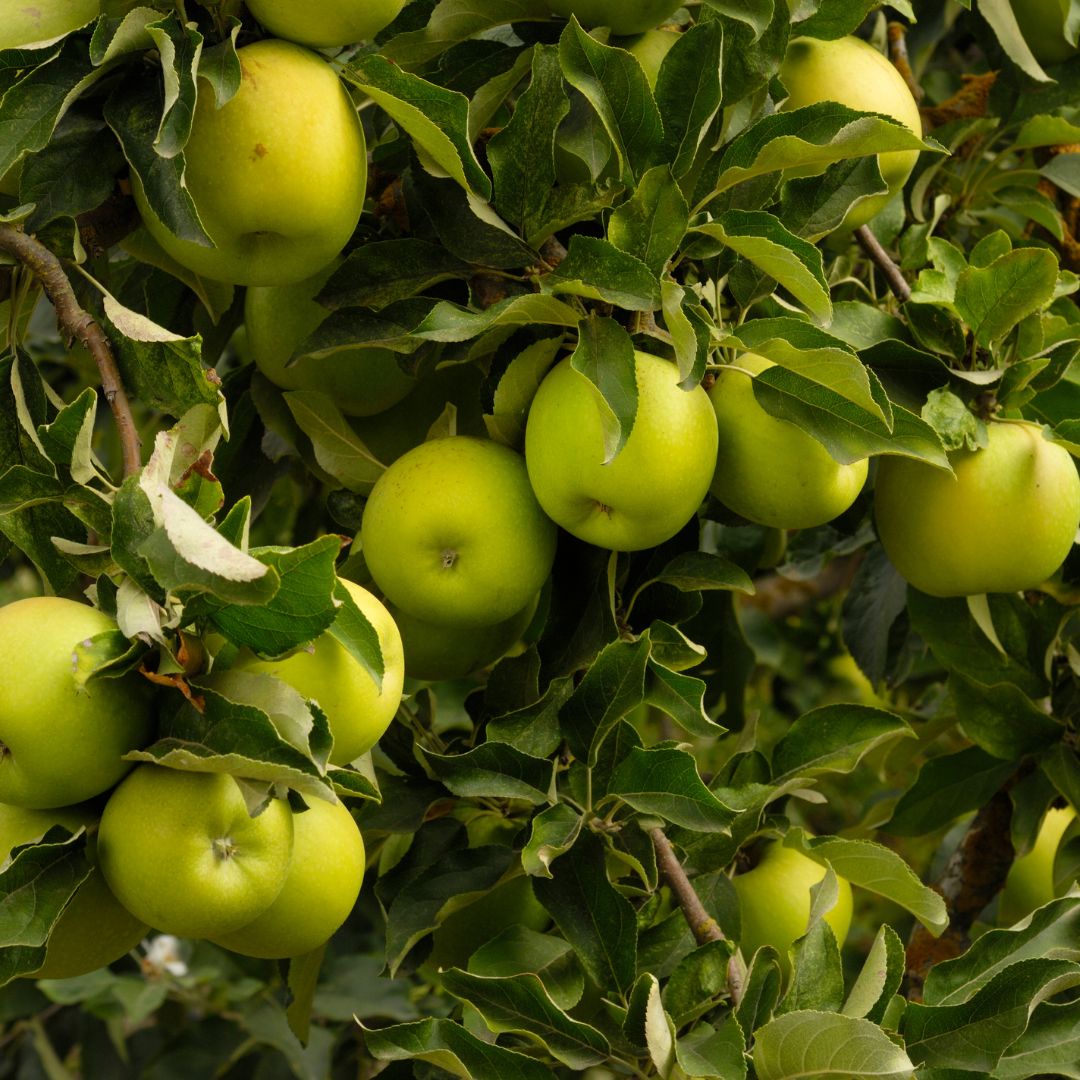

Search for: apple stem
xmin=0 ymin=224 xmax=142 ymax=479
xmin=649 ymin=825 xmax=745 ymax=1004
xmin=854 ymin=226 xmax=912 ymax=303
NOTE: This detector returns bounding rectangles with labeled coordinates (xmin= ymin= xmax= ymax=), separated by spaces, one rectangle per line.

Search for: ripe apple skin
xmin=999 ymin=805 xmax=1076 ymax=925
xmin=245 ymin=0 xmax=406 ymax=48
xmin=0 ymin=804 xmax=148 ymax=979
xmin=615 ymin=29 xmax=680 ymax=89
xmin=544 ymin=0 xmax=683 ymax=36
xmin=131 ymin=39 xmax=366 ymax=287
xmin=360 ymin=437 xmax=558 ymax=628
xmin=98 ymin=765 xmax=293 ymax=939
xmin=1011 ymin=0 xmax=1078 ymax=64
xmin=709 ymin=353 xmax=868 ymax=529
xmin=245 ymin=262 xmax=414 ymax=418
xmin=231 ymin=580 xmax=404 ymax=765
xmin=211 ymin=796 xmax=365 ymax=959
xmin=390 ymin=593 xmax=539 ymax=682
xmin=0 ymin=597 xmax=154 ymax=809
xmin=524 ymin=353 xmax=718 ymax=552
xmin=0 ymin=0 xmax=99 ymax=49
xmin=780 ymin=35 xmax=923 ymax=230
xmin=732 ymin=842 xmax=853 ymax=973
xmin=874 ymin=421 xmax=1080 ymax=597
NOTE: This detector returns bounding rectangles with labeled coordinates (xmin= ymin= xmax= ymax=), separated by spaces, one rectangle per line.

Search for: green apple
xmin=131 ymin=39 xmax=366 ymax=287
xmin=98 ymin=765 xmax=293 ymax=939
xmin=245 ymin=0 xmax=406 ymax=48
xmin=390 ymin=593 xmax=538 ymax=682
xmin=615 ymin=28 xmax=680 ymax=89
xmin=524 ymin=353 xmax=718 ymax=552
xmin=360 ymin=437 xmax=558 ymax=628
xmin=874 ymin=421 xmax=1080 ymax=597
xmin=211 ymin=795 xmax=365 ymax=958
xmin=780 ymin=35 xmax=923 ymax=230
xmin=732 ymin=842 xmax=853 ymax=972
xmin=709 ymin=353 xmax=869 ymax=528
xmin=0 ymin=0 xmax=99 ymax=49
xmin=1011 ymin=0 xmax=1078 ymax=64
xmin=0 ymin=597 xmax=154 ymax=809
xmin=231 ymin=580 xmax=404 ymax=765
xmin=999 ymin=805 xmax=1076 ymax=925
xmin=244 ymin=261 xmax=414 ymax=417
xmin=0 ymin=803 xmax=148 ymax=979
xmin=544 ymin=0 xmax=682 ymax=36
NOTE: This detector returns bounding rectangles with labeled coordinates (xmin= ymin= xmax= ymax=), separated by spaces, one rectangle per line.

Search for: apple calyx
xmin=441 ymin=549 xmax=459 ymax=569
xmin=212 ymin=836 xmax=240 ymax=862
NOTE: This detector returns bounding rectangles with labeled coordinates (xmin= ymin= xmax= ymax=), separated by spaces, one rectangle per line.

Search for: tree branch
xmin=887 ymin=22 xmax=924 ymax=103
xmin=649 ymin=826 xmax=745 ymax=1004
xmin=0 ymin=224 xmax=141 ymax=477
xmin=854 ymin=225 xmax=912 ymax=303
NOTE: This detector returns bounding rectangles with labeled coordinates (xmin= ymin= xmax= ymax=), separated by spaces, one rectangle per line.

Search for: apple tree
xmin=2 ymin=0 xmax=1080 ymax=1077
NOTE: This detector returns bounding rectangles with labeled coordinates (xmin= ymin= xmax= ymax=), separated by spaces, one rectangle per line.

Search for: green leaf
xmin=317 ymin=240 xmax=470 ymax=311
xmin=885 ymin=747 xmax=1017 ymax=837
xmin=413 ymin=294 xmax=582 ymax=341
xmin=419 ymin=743 xmax=555 ymax=804
xmin=361 ymin=1016 xmax=555 ymax=1080
xmin=655 ymin=20 xmax=723 ymax=182
xmin=784 ymin=829 xmax=948 ymax=934
xmin=608 ymin=166 xmax=689 ymax=277
xmin=905 ymin=958 xmax=1080 ymax=1071
xmin=662 ymin=939 xmax=737 ymax=1028
xmin=753 ymin=1011 xmax=915 ymax=1080
xmin=661 ymin=279 xmax=712 ymax=388
xmin=842 ymin=924 xmax=906 ymax=1024
xmin=533 ymin=828 xmax=638 ymax=993
xmin=568 ymin=315 xmax=638 ymax=463
xmin=646 ymin=661 xmax=726 ymax=740
xmin=951 ymin=673 xmax=1063 ymax=761
xmin=979 ymin=0 xmax=1053 ymax=81
xmin=484 ymin=334 xmax=563 ymax=449
xmin=196 ymin=17 xmax=241 ymax=107
xmin=285 ymin=945 xmax=325 ymax=1046
xmin=780 ymin=156 xmax=889 ymax=241
xmin=696 ymin=212 xmax=831 ymax=323
xmin=343 ymin=54 xmax=490 ymax=199
xmin=381 ymin=0 xmax=551 ymax=67
xmin=784 ymin=920 xmax=844 ymax=1014
xmin=796 ymin=0 xmax=913 ymax=38
xmin=921 ymin=387 xmax=984 ymax=451
xmin=558 ymin=18 xmax=663 ymax=185
xmin=486 ymin=45 xmax=569 ymax=244
xmin=993 ymin=999 xmax=1080 ymax=1079
xmin=207 ymin=536 xmax=341 ymax=657
xmin=145 ymin=13 xmax=202 ymax=159
xmin=544 ymin=235 xmax=662 ymax=311
xmin=468 ymin=925 xmax=585 ymax=1011
xmin=522 ymin=803 xmax=583 ymax=879
xmin=440 ymin=968 xmax=609 ymax=1069
xmin=282 ymin=391 xmax=385 ymax=492
xmin=676 ymin=1014 xmax=747 ymax=1079
xmin=710 ymin=102 xmax=933 ymax=199
xmin=954 ymin=249 xmax=1059 ymax=349
xmin=608 ymin=746 xmax=737 ymax=831
xmin=771 ymin=704 xmax=913 ymax=782
xmin=560 ymin=633 xmax=650 ymax=764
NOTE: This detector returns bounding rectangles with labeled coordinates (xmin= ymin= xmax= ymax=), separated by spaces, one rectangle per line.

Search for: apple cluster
xmin=0 ymin=592 xmax=382 ymax=976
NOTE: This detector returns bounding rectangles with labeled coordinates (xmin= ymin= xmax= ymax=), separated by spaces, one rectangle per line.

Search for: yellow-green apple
xmin=524 ymin=352 xmax=718 ymax=551
xmin=732 ymin=842 xmax=853 ymax=973
xmin=0 ymin=597 xmax=153 ymax=809
xmin=709 ymin=353 xmax=869 ymax=528
xmin=98 ymin=765 xmax=293 ymax=939
xmin=1011 ymin=0 xmax=1078 ymax=64
xmin=245 ymin=0 xmax=406 ymax=48
xmin=360 ymin=437 xmax=558 ymax=628
xmin=390 ymin=593 xmax=539 ymax=682
xmin=0 ymin=803 xmax=148 ymax=979
xmin=874 ymin=421 xmax=1080 ymax=597
xmin=231 ymin=579 xmax=404 ymax=765
xmin=615 ymin=28 xmax=680 ymax=89
xmin=780 ymin=35 xmax=923 ymax=230
xmin=544 ymin=0 xmax=682 ymax=36
xmin=0 ymin=0 xmax=98 ymax=49
xmin=999 ymin=805 xmax=1076 ymax=925
xmin=211 ymin=795 xmax=365 ymax=958
xmin=244 ymin=262 xmax=414 ymax=417
xmin=131 ymin=39 xmax=366 ymax=286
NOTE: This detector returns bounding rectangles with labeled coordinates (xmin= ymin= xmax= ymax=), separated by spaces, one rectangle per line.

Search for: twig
xmin=650 ymin=826 xmax=745 ymax=1004
xmin=0 ymin=223 xmax=141 ymax=477
xmin=904 ymin=784 xmax=1017 ymax=1001
xmin=887 ymin=22 xmax=924 ymax=103
xmin=854 ymin=225 xmax=912 ymax=303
